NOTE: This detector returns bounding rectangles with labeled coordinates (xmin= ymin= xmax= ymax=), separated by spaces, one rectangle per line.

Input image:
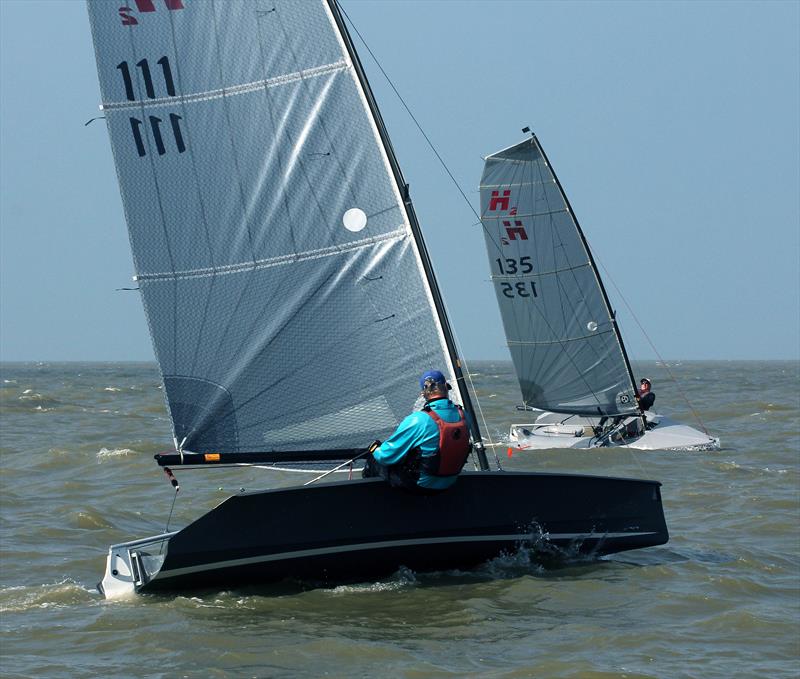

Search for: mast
xmin=529 ymin=133 xmax=641 ymax=412
xmin=326 ymin=0 xmax=490 ymax=469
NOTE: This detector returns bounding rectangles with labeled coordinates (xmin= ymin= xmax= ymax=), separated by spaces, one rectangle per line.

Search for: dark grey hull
xmin=118 ymin=471 xmax=667 ymax=594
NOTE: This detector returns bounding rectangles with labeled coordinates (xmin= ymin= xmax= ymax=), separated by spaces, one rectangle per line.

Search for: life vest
xmin=638 ymin=391 xmax=655 ymax=412
xmin=418 ymin=404 xmax=471 ymax=477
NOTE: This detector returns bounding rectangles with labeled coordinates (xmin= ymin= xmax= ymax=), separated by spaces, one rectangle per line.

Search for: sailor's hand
xmin=367 ymin=440 xmax=381 ymax=454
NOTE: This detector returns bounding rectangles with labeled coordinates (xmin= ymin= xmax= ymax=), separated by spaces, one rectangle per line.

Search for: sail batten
xmin=482 ymin=209 xmax=569 ymax=221
xmin=479 ymin=136 xmax=638 ymax=417
xmin=134 ymin=229 xmax=408 ymax=282
xmin=87 ymin=0 xmax=464 ymax=456
xmin=508 ymin=330 xmax=616 ymax=346
xmin=100 ymin=61 xmax=350 ymax=111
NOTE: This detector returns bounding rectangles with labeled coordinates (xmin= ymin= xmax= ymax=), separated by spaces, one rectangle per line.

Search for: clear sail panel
xmin=479 ymin=138 xmax=637 ymax=417
xmin=87 ymin=0 xmax=458 ymax=454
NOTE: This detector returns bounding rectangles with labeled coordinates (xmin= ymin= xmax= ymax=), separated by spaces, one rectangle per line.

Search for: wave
xmin=75 ymin=508 xmax=115 ymax=529
xmin=326 ymin=566 xmax=418 ymax=594
xmin=0 ymin=579 xmax=95 ymax=613
xmin=16 ymin=391 xmax=62 ymax=407
xmin=714 ymin=460 xmax=791 ymax=475
xmin=96 ymin=448 xmax=136 ymax=460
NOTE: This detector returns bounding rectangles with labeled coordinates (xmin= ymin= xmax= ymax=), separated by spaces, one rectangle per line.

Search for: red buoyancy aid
xmin=419 ymin=405 xmax=471 ymax=477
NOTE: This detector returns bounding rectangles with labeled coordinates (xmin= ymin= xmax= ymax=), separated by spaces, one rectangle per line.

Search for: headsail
xmin=86 ymin=0 xmax=465 ymax=456
xmin=479 ymin=136 xmax=638 ymax=417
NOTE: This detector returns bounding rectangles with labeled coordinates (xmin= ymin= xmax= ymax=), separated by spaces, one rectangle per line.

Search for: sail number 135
xmin=499 ymin=281 xmax=538 ymax=298
xmin=495 ymin=256 xmax=532 ymax=275
xmin=495 ymin=257 xmax=539 ymax=298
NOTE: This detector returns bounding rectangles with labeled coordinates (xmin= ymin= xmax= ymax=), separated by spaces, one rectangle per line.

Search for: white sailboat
xmin=479 ymin=136 xmax=720 ymax=451
xmin=87 ymin=0 xmax=670 ymax=599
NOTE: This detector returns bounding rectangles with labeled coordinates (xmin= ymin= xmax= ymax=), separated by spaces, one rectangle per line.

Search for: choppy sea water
xmin=1 ymin=360 xmax=798 ymax=678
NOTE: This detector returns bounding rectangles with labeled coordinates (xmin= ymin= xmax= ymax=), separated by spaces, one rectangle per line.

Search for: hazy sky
xmin=1 ymin=0 xmax=798 ymax=361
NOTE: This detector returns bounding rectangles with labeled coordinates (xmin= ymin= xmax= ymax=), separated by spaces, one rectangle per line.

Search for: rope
xmin=593 ymin=254 xmax=711 ymax=435
xmin=339 ymin=4 xmax=612 ymax=459
xmin=338 ymin=3 xmax=481 ymax=223
xmin=160 ymin=489 xmax=179 ymax=555
xmin=339 ymin=5 xmax=709 ymax=461
xmin=340 ymin=3 xmax=503 ymax=466
xmin=444 ymin=314 xmax=502 ymax=468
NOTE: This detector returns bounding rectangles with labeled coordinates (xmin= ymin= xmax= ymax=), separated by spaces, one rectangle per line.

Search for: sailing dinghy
xmin=479 ymin=137 xmax=720 ymax=452
xmin=87 ymin=0 xmax=668 ymax=599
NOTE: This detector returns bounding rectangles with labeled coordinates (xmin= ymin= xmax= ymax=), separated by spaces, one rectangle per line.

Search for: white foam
xmin=328 ymin=566 xmax=417 ymax=594
xmin=97 ymin=447 xmax=135 ymax=460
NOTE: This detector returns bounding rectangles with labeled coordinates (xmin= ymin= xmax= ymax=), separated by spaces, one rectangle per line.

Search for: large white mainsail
xmin=479 ymin=136 xmax=639 ymax=418
xmin=86 ymin=0 xmax=465 ymax=456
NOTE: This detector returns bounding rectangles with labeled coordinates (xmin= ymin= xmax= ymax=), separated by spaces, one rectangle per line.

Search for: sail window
xmin=343 ymin=208 xmax=368 ymax=232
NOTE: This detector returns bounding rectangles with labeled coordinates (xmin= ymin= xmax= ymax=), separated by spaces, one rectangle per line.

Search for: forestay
xmin=87 ymin=0 xmax=460 ymax=456
xmin=479 ymin=137 xmax=638 ymax=417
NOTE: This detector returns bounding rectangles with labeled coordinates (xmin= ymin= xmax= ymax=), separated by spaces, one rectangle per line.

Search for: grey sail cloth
xmin=86 ymin=0 xmax=460 ymax=454
xmin=479 ymin=137 xmax=637 ymax=417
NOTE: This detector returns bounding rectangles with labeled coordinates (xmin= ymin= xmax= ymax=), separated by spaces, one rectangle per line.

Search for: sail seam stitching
xmin=482 ymin=209 xmax=568 ymax=220
xmin=100 ymin=60 xmax=349 ymax=111
xmin=491 ymin=263 xmax=592 ymax=279
xmin=135 ymin=227 xmax=408 ymax=282
xmin=479 ymin=180 xmax=556 ymax=189
xmin=507 ymin=329 xmax=615 ymax=346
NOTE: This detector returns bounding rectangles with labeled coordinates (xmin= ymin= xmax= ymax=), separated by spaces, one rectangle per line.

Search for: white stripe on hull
xmin=154 ymin=531 xmax=657 ymax=581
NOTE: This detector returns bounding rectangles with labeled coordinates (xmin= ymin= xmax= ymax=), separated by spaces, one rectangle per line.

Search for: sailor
xmin=362 ymin=370 xmax=471 ymax=493
xmin=597 ymin=378 xmax=656 ymax=434
xmin=637 ymin=378 xmax=655 ymax=412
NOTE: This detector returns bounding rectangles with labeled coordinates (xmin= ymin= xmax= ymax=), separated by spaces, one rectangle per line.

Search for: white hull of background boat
xmin=509 ymin=411 xmax=720 ymax=452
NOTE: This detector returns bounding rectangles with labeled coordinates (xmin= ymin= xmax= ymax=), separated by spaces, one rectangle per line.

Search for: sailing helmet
xmin=640 ymin=378 xmax=652 ymax=387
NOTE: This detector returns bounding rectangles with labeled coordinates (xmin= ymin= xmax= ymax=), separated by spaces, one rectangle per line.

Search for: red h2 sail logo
xmin=503 ymin=220 xmax=528 ymax=242
xmin=489 ymin=190 xmax=510 ymax=212
xmin=488 ymin=190 xmax=527 ymax=244
xmin=120 ymin=0 xmax=184 ymax=26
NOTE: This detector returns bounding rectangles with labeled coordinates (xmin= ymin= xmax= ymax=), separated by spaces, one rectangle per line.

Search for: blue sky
xmin=1 ymin=0 xmax=798 ymax=361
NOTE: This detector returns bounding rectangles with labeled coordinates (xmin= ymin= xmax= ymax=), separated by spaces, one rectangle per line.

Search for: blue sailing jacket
xmin=373 ymin=398 xmax=468 ymax=490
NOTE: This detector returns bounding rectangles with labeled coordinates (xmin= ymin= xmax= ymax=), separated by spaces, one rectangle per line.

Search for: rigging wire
xmin=340 ymin=2 xmax=501 ymax=465
xmin=340 ymin=3 xmax=500 ymax=462
xmin=338 ymin=3 xmax=482 ymax=224
xmin=160 ymin=467 xmax=180 ymax=553
xmin=438 ymin=290 xmax=503 ymax=468
xmin=338 ymin=4 xmax=620 ymax=412
xmin=593 ymin=255 xmax=712 ymax=435
xmin=340 ymin=3 xmax=709 ymax=447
